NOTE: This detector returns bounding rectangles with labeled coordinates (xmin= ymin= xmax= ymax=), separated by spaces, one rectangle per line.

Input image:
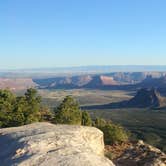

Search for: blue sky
xmin=0 ymin=0 xmax=166 ymax=69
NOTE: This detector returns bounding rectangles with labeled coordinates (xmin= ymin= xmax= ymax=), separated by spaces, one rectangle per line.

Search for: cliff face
xmin=84 ymin=75 xmax=119 ymax=89
xmin=127 ymin=88 xmax=166 ymax=108
xmin=0 ymin=122 xmax=114 ymax=166
xmin=0 ymin=78 xmax=36 ymax=90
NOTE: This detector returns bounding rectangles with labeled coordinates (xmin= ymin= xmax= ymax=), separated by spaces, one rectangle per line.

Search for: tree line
xmin=0 ymin=88 xmax=129 ymax=145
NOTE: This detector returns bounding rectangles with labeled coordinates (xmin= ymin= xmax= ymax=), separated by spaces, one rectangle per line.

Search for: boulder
xmin=0 ymin=122 xmax=114 ymax=166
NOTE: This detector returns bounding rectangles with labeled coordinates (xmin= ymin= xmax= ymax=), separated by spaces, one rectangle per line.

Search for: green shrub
xmin=93 ymin=117 xmax=129 ymax=145
xmin=93 ymin=117 xmax=107 ymax=127
xmin=81 ymin=111 xmax=92 ymax=126
xmin=0 ymin=88 xmax=48 ymax=128
xmin=54 ymin=96 xmax=82 ymax=125
xmin=101 ymin=123 xmax=129 ymax=145
xmin=40 ymin=106 xmax=54 ymax=122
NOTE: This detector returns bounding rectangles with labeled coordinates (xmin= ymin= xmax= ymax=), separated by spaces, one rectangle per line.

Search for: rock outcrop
xmin=127 ymin=88 xmax=166 ymax=108
xmin=115 ymin=140 xmax=166 ymax=166
xmin=0 ymin=122 xmax=114 ymax=166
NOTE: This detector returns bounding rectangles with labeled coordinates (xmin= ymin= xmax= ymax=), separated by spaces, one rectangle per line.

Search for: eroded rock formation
xmin=0 ymin=122 xmax=114 ymax=166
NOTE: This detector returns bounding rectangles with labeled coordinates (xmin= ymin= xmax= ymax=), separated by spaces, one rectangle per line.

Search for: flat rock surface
xmin=0 ymin=122 xmax=114 ymax=166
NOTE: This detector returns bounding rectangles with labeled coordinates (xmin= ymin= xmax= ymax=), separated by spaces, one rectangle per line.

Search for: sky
xmin=0 ymin=0 xmax=166 ymax=69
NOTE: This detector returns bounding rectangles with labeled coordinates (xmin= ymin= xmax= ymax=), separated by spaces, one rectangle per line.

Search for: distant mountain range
xmin=1 ymin=71 xmax=166 ymax=94
xmin=33 ymin=75 xmax=124 ymax=89
xmin=1 ymin=71 xmax=166 ymax=109
xmin=33 ymin=72 xmax=166 ymax=91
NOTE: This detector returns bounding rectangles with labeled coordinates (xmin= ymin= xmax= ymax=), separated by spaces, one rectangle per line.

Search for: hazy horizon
xmin=1 ymin=65 xmax=166 ymax=73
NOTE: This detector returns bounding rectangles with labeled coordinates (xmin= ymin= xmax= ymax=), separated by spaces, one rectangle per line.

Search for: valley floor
xmin=38 ymin=89 xmax=166 ymax=153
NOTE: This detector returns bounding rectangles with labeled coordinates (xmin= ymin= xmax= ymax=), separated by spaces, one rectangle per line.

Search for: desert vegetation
xmin=94 ymin=117 xmax=129 ymax=145
xmin=38 ymin=88 xmax=166 ymax=152
xmin=0 ymin=88 xmax=129 ymax=147
xmin=0 ymin=88 xmax=44 ymax=127
xmin=0 ymin=87 xmax=165 ymax=153
xmin=89 ymin=109 xmax=166 ymax=152
xmin=53 ymin=96 xmax=82 ymax=125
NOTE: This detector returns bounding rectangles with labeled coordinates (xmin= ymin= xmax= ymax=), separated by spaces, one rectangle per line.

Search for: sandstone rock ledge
xmin=0 ymin=122 xmax=114 ymax=166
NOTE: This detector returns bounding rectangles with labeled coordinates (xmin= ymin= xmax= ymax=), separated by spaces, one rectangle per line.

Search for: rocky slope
xmin=0 ymin=122 xmax=114 ymax=166
xmin=114 ymin=140 xmax=166 ymax=166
